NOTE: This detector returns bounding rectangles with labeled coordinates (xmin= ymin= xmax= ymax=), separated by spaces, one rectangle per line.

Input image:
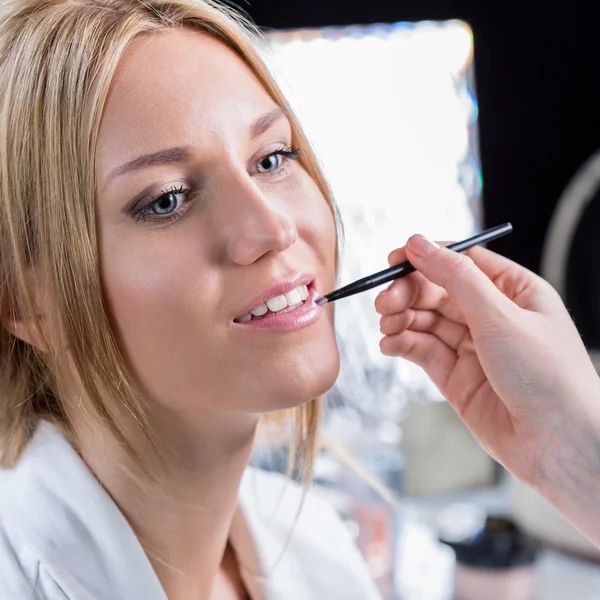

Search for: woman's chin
xmin=240 ymin=344 xmax=341 ymax=413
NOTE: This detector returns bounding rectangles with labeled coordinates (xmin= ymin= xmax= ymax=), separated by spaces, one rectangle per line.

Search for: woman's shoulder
xmin=0 ymin=422 xmax=83 ymax=599
xmin=0 ymin=513 xmax=68 ymax=599
xmin=0 ymin=421 xmax=161 ymax=600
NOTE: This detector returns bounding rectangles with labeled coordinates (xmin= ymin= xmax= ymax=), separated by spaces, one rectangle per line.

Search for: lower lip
xmin=232 ymin=288 xmax=323 ymax=332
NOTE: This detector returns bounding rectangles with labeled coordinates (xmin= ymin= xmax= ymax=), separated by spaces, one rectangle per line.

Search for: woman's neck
xmin=73 ymin=409 xmax=260 ymax=600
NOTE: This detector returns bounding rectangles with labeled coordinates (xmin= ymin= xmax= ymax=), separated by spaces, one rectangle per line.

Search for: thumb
xmin=405 ymin=234 xmax=512 ymax=321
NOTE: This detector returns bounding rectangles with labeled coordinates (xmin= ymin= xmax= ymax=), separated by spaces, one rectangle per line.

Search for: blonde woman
xmin=3 ymin=1 xmax=600 ymax=599
xmin=0 ymin=1 xmax=377 ymax=598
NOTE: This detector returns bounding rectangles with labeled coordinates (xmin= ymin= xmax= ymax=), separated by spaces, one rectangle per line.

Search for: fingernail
xmin=407 ymin=234 xmax=441 ymax=258
xmin=377 ymin=282 xmax=393 ymax=297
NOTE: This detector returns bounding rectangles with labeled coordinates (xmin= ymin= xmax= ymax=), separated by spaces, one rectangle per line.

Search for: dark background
xmin=241 ymin=0 xmax=600 ymax=276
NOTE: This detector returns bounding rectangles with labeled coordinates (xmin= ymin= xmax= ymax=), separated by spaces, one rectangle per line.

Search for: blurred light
xmin=260 ymin=21 xmax=481 ymax=434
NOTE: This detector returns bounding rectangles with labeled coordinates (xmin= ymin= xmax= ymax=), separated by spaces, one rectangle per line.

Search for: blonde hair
xmin=0 ymin=0 xmax=340 ymax=483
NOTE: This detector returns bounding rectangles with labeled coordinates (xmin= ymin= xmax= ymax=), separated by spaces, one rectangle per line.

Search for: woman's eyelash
xmin=274 ymin=147 xmax=301 ymax=161
xmin=133 ymin=184 xmax=187 ymax=222
xmin=279 ymin=147 xmax=300 ymax=158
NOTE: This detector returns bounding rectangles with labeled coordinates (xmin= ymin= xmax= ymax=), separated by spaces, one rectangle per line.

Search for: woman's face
xmin=94 ymin=29 xmax=339 ymax=414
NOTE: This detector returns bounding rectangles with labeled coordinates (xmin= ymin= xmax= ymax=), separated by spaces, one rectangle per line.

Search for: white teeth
xmin=285 ymin=288 xmax=302 ymax=306
xmin=266 ymin=294 xmax=288 ymax=312
xmin=251 ymin=303 xmax=268 ymax=317
xmin=236 ymin=284 xmax=313 ymax=323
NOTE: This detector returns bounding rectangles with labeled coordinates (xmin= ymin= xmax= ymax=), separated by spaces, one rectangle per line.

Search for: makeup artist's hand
xmin=375 ymin=234 xmax=600 ymax=546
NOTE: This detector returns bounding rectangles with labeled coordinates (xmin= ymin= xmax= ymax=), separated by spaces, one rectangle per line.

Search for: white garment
xmin=0 ymin=422 xmax=382 ymax=599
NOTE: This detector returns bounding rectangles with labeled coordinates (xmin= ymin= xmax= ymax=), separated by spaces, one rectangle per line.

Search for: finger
xmin=388 ymin=240 xmax=458 ymax=268
xmin=375 ymin=272 xmax=420 ymax=315
xmin=404 ymin=235 xmax=516 ymax=324
xmin=380 ymin=309 xmax=471 ymax=351
xmin=375 ymin=272 xmax=467 ymax=324
xmin=459 ymin=244 xmax=534 ymax=282
xmin=381 ymin=242 xmax=451 ymax=317
xmin=381 ymin=329 xmax=512 ymax=454
xmin=387 ymin=246 xmax=408 ymax=266
xmin=380 ymin=330 xmax=458 ymax=389
xmin=462 ymin=246 xmax=560 ymax=312
xmin=389 ymin=240 xmax=531 ymax=281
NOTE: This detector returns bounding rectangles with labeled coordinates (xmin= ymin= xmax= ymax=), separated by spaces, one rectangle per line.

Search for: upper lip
xmin=233 ymin=274 xmax=315 ymax=321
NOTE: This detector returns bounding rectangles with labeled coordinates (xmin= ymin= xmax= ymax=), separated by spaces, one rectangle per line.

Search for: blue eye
xmin=133 ymin=185 xmax=189 ymax=223
xmin=257 ymin=153 xmax=283 ymax=173
xmin=149 ymin=187 xmax=186 ymax=215
xmin=256 ymin=148 xmax=301 ymax=174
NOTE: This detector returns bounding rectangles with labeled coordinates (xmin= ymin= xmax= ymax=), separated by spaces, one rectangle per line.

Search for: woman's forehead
xmin=96 ymin=29 xmax=281 ymax=182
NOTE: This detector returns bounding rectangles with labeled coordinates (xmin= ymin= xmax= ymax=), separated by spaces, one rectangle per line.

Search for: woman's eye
xmin=149 ymin=188 xmax=186 ymax=215
xmin=256 ymin=153 xmax=283 ymax=174
xmin=255 ymin=148 xmax=301 ymax=175
xmin=134 ymin=186 xmax=189 ymax=223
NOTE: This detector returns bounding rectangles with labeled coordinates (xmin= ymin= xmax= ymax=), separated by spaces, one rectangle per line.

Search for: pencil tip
xmin=315 ymin=296 xmax=328 ymax=306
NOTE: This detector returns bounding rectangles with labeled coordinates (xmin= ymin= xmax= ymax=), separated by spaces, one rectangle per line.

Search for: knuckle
xmin=448 ymin=251 xmax=474 ymax=276
xmin=538 ymin=277 xmax=561 ymax=301
xmin=379 ymin=317 xmax=391 ymax=334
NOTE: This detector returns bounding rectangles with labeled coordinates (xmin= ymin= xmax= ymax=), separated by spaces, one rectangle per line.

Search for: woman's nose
xmin=215 ymin=175 xmax=299 ymax=266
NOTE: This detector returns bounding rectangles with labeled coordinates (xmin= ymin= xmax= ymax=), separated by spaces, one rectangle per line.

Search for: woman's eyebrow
xmin=249 ymin=107 xmax=288 ymax=140
xmin=106 ymin=146 xmax=192 ymax=186
xmin=104 ymin=108 xmax=288 ymax=187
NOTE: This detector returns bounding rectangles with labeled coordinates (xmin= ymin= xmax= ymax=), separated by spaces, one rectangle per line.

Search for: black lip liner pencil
xmin=316 ymin=222 xmax=513 ymax=306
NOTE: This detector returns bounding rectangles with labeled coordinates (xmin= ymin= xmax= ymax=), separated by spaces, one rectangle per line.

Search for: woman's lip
xmin=231 ymin=286 xmax=322 ymax=332
xmin=233 ymin=275 xmax=315 ymax=322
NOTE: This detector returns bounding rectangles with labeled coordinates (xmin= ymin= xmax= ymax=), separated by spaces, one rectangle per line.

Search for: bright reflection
xmin=261 ymin=21 xmax=481 ymax=437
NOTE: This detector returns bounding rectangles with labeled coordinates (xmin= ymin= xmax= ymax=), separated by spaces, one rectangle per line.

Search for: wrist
xmin=531 ymin=379 xmax=600 ymax=547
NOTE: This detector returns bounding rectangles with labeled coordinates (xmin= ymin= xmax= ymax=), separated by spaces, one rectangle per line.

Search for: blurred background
xmin=245 ymin=1 xmax=600 ymax=598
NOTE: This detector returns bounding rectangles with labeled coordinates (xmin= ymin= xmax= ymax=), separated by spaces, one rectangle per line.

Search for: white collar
xmin=0 ymin=421 xmax=320 ymax=600
xmin=0 ymin=421 xmax=168 ymax=599
xmin=2 ymin=418 xmax=385 ymax=600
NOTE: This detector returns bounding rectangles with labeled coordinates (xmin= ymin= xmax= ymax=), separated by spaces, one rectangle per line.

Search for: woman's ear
xmin=2 ymin=275 xmax=49 ymax=351
xmin=3 ymin=306 xmax=44 ymax=349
